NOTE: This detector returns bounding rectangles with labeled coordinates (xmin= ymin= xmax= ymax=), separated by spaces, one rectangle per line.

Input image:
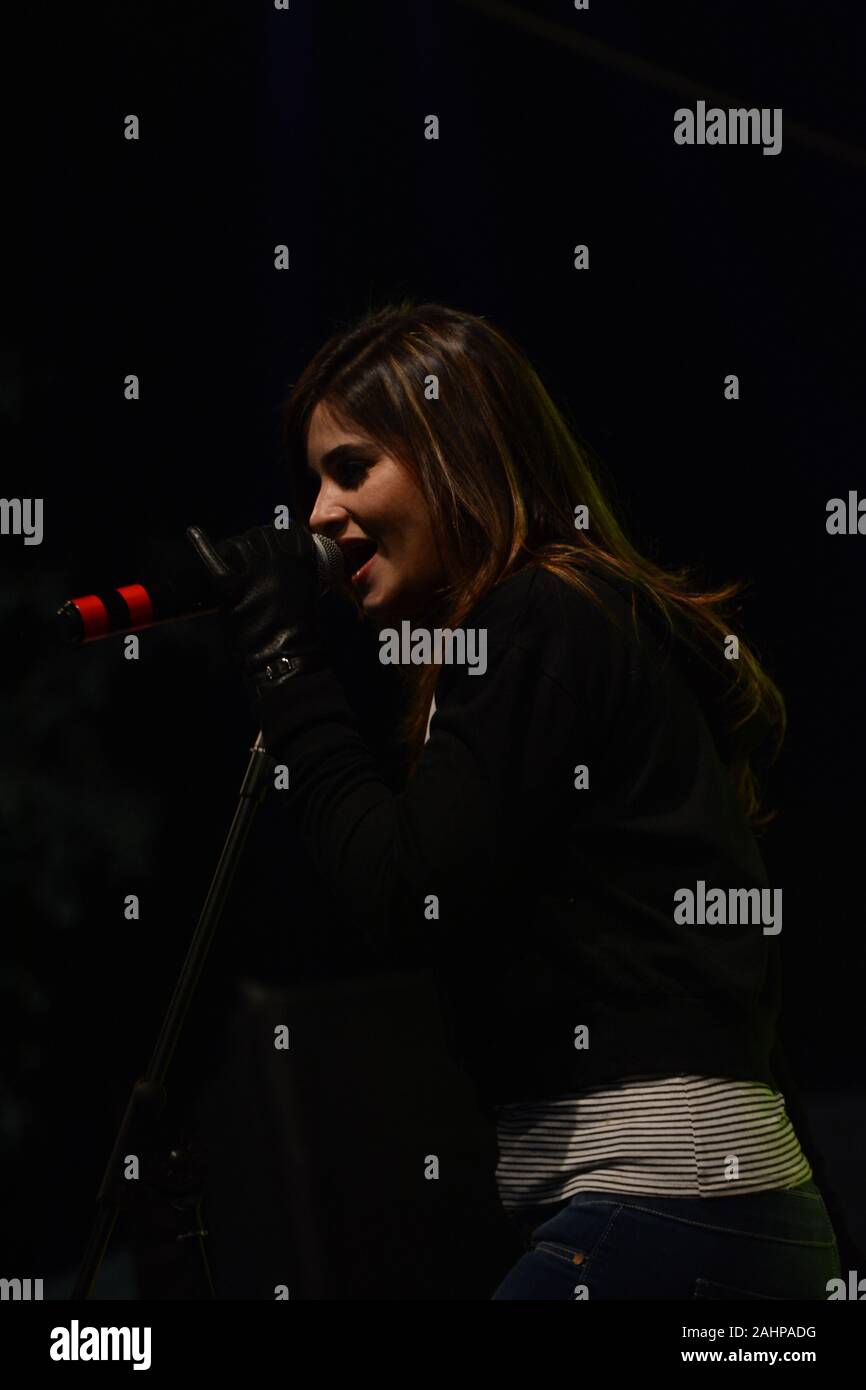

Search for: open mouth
xmin=341 ymin=538 xmax=378 ymax=581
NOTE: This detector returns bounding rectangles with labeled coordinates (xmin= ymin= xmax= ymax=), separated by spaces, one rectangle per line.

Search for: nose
xmin=308 ymin=479 xmax=348 ymax=536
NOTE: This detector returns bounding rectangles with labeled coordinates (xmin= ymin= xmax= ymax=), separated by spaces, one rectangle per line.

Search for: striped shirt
xmin=494 ymin=1074 xmax=812 ymax=1208
xmin=422 ymin=701 xmax=810 ymax=1206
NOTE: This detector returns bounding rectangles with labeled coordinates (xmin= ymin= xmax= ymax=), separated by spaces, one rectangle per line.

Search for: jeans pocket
xmin=529 ymin=1202 xmax=620 ymax=1274
xmin=693 ymin=1277 xmax=783 ymax=1300
xmin=533 ymin=1239 xmax=589 ymax=1268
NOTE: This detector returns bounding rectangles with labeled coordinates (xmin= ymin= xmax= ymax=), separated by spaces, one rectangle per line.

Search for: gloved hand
xmin=186 ymin=521 xmax=327 ymax=695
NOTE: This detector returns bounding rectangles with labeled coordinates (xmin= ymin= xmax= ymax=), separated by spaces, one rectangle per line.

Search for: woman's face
xmin=306 ymin=400 xmax=446 ymax=626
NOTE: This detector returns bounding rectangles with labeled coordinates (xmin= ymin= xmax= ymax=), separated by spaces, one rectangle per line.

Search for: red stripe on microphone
xmin=117 ymin=584 xmax=154 ymax=629
xmin=73 ymin=595 xmax=109 ymax=642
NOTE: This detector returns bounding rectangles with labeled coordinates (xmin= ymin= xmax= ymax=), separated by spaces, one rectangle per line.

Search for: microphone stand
xmin=71 ymin=729 xmax=274 ymax=1300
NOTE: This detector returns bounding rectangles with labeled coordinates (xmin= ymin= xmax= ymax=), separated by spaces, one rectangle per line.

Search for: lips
xmin=350 ymin=550 xmax=377 ymax=587
xmin=338 ymin=537 xmax=378 ymax=577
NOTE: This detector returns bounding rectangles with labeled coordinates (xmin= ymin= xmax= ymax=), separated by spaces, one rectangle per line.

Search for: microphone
xmin=56 ymin=529 xmax=345 ymax=645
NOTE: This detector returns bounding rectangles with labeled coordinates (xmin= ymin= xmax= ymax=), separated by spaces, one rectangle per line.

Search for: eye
xmin=334 ymin=458 xmax=370 ymax=488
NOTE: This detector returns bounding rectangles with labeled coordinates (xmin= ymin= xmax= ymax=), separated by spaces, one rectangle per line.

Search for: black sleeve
xmin=255 ymin=630 xmax=583 ymax=969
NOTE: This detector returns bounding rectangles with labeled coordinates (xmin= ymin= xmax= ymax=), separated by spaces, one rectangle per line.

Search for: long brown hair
xmin=281 ymin=301 xmax=785 ymax=829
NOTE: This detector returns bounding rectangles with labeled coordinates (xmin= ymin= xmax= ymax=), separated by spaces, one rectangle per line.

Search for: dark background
xmin=2 ymin=0 xmax=865 ymax=1298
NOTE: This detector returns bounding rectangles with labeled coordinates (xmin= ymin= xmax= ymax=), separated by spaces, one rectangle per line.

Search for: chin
xmin=364 ymin=590 xmax=412 ymax=629
xmin=365 ymin=597 xmax=399 ymax=629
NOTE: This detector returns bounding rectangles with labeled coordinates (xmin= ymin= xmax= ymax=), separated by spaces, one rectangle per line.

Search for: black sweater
xmin=257 ymin=564 xmax=783 ymax=1114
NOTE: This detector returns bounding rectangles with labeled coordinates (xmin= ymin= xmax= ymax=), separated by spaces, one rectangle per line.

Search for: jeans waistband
xmin=518 ymin=1178 xmax=837 ymax=1248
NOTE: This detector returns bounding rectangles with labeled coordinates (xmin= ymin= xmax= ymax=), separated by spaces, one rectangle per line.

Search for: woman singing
xmin=189 ymin=301 xmax=841 ymax=1300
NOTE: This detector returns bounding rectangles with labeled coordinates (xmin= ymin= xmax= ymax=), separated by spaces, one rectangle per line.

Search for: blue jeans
xmin=491 ymin=1179 xmax=841 ymax=1300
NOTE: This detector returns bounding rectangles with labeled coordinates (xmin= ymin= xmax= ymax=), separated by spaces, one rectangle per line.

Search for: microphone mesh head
xmin=312 ymin=533 xmax=345 ymax=591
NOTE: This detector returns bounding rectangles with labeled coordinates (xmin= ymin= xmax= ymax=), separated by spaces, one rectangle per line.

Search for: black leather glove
xmin=186 ymin=521 xmax=327 ymax=695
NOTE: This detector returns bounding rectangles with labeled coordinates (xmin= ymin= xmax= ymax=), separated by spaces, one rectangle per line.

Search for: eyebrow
xmin=306 ymin=441 xmax=378 ymax=477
